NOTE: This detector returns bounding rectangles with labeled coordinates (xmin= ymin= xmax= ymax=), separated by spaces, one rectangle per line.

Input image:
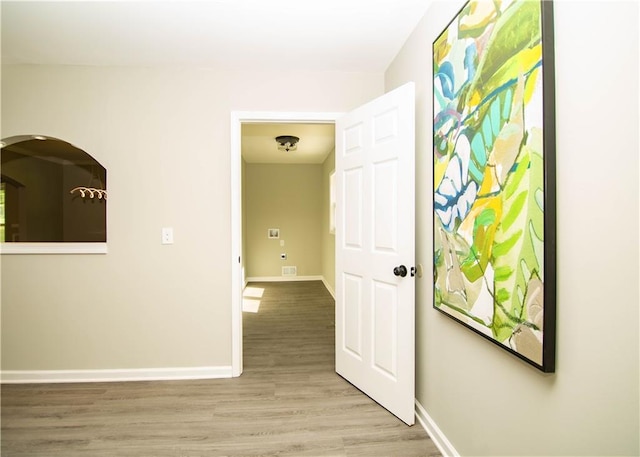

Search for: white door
xmin=335 ymin=82 xmax=415 ymax=425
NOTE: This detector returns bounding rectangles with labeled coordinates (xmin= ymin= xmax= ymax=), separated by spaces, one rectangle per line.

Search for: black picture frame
xmin=432 ymin=0 xmax=556 ymax=372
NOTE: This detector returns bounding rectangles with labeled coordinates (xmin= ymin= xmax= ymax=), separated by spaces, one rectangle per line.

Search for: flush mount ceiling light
xmin=275 ymin=135 xmax=299 ymax=152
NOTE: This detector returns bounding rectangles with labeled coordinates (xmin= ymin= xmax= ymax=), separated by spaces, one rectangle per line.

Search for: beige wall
xmin=244 ymin=163 xmax=323 ymax=279
xmin=1 ymin=65 xmax=382 ymax=371
xmin=385 ymin=1 xmax=639 ymax=456
xmin=321 ymin=149 xmax=335 ymax=295
xmin=243 ymin=148 xmax=335 ymax=293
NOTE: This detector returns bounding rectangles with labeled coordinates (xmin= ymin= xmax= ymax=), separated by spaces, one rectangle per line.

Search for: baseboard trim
xmin=246 ymin=275 xmax=324 ymax=283
xmin=245 ymin=275 xmax=335 ymax=298
xmin=415 ymin=400 xmax=460 ymax=457
xmin=0 ymin=366 xmax=233 ymax=384
xmin=321 ymin=276 xmax=336 ymax=299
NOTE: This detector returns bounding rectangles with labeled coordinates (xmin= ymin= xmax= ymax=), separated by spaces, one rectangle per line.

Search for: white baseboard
xmin=321 ymin=277 xmax=335 ymax=299
xmin=246 ymin=275 xmax=323 ymax=283
xmin=0 ymin=366 xmax=233 ymax=384
xmin=245 ymin=275 xmax=335 ymax=299
xmin=415 ymin=400 xmax=460 ymax=457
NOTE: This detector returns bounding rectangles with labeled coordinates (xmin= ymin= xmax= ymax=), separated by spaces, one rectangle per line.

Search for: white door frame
xmin=230 ymin=111 xmax=344 ymax=377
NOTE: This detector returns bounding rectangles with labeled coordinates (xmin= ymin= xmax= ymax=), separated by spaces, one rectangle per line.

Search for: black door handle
xmin=393 ymin=265 xmax=408 ymax=277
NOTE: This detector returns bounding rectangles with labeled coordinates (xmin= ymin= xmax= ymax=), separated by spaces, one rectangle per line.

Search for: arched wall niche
xmin=0 ymin=135 xmax=107 ymax=254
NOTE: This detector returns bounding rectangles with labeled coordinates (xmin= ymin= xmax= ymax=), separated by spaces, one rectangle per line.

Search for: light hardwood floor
xmin=1 ymin=280 xmax=441 ymax=456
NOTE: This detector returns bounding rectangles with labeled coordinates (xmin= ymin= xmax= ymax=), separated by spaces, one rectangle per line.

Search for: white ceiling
xmin=2 ymin=0 xmax=431 ymax=165
xmin=1 ymin=0 xmax=431 ymax=72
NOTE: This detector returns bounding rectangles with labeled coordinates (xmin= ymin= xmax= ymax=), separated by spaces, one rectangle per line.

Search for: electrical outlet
xmin=162 ymin=227 xmax=174 ymax=244
xmin=280 ymin=253 xmax=287 ymax=260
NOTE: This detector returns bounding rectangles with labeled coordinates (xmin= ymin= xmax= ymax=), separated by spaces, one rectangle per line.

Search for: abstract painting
xmin=432 ymin=0 xmax=556 ymax=372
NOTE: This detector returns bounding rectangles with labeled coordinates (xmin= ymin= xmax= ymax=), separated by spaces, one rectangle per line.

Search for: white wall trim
xmin=231 ymin=111 xmax=243 ymax=377
xmin=0 ymin=366 xmax=232 ymax=384
xmin=0 ymin=242 xmax=107 ymax=255
xmin=244 ymin=276 xmax=335 ymax=298
xmin=321 ymin=276 xmax=336 ymax=299
xmin=415 ymin=400 xmax=460 ymax=457
xmin=246 ymin=275 xmax=324 ymax=283
xmin=231 ymin=110 xmax=344 ymax=380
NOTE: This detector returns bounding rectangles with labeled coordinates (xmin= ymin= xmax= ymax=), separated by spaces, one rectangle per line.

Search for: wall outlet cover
xmin=162 ymin=227 xmax=174 ymax=244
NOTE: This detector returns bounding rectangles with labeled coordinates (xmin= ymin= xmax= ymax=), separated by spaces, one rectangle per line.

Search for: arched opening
xmin=0 ymin=135 xmax=107 ymax=243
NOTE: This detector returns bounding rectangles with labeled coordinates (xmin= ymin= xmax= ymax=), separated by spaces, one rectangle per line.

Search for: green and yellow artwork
xmin=432 ymin=0 xmax=556 ymax=372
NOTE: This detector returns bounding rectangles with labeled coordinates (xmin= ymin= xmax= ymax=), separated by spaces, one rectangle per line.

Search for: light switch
xmin=162 ymin=227 xmax=174 ymax=245
xmin=280 ymin=240 xmax=285 ymax=247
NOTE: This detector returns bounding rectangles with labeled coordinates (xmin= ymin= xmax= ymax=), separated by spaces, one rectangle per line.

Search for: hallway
xmin=240 ymin=280 xmax=439 ymax=456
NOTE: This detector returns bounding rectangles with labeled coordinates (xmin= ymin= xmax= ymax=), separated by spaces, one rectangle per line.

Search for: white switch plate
xmin=280 ymin=240 xmax=285 ymax=247
xmin=162 ymin=227 xmax=174 ymax=244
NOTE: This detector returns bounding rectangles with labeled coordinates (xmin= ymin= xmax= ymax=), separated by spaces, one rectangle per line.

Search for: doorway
xmin=230 ymin=111 xmax=343 ymax=376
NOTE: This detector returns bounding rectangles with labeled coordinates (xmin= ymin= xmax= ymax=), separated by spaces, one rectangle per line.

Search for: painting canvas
xmin=432 ymin=0 xmax=556 ymax=372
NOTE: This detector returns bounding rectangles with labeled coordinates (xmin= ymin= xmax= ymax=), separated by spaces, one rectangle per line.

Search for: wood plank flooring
xmin=1 ymin=280 xmax=441 ymax=456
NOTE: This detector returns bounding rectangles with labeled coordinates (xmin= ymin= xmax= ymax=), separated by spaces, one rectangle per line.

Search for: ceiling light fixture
xmin=275 ymin=135 xmax=299 ymax=152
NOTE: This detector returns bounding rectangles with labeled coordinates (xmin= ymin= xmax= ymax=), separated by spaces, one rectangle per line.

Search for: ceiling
xmin=1 ymin=0 xmax=431 ymax=72
xmin=242 ymin=123 xmax=335 ymax=164
xmin=1 ymin=0 xmax=431 ymax=165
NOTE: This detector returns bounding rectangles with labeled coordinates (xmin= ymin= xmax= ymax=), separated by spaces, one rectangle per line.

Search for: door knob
xmin=393 ymin=265 xmax=408 ymax=277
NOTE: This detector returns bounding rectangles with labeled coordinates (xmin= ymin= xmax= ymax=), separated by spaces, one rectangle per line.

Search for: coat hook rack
xmin=70 ymin=186 xmax=107 ymax=199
